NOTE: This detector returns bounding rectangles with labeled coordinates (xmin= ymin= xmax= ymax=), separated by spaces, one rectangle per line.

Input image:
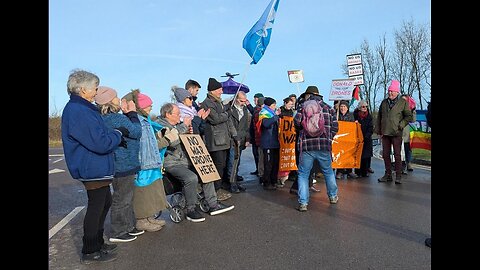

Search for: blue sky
xmin=49 ymin=0 xmax=430 ymax=115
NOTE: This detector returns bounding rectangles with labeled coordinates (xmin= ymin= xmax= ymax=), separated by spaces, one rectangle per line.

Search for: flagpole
xmin=232 ymin=42 xmax=261 ymax=102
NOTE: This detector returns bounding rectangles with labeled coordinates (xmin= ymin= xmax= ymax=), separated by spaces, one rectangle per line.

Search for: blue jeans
xmin=297 ymin=150 xmax=337 ymax=205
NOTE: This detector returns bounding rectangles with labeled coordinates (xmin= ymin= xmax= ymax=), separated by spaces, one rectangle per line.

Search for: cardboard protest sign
xmin=332 ymin=121 xmax=363 ymax=169
xmin=278 ymin=116 xmax=297 ymax=171
xmin=179 ymin=134 xmax=220 ymax=183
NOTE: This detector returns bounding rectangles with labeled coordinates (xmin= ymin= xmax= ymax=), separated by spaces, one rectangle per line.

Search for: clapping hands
xmin=197 ymin=108 xmax=211 ymax=120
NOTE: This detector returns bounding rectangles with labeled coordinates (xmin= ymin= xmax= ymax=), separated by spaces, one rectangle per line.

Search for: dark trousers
xmin=110 ymin=175 xmax=136 ymax=238
xmin=82 ymin=185 xmax=112 ymax=254
xmin=356 ymin=157 xmax=371 ymax=176
xmin=252 ymin=144 xmax=259 ymax=171
xmin=381 ymin=135 xmax=403 ymax=175
xmin=210 ymin=149 xmax=228 ymax=190
xmin=404 ymin=142 xmax=412 ymax=163
xmin=263 ymin=148 xmax=279 ymax=186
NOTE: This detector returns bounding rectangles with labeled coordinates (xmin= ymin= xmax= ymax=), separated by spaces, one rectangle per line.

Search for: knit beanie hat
xmin=94 ymin=86 xmax=117 ymax=105
xmin=207 ymin=78 xmax=222 ymax=91
xmin=388 ymin=80 xmax=400 ymax=93
xmin=137 ymin=93 xmax=153 ymax=109
xmin=173 ymin=86 xmax=191 ymax=102
xmin=264 ymin=97 xmax=276 ymax=106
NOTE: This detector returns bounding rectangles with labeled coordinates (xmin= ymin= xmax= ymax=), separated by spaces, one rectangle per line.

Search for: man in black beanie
xmin=200 ymin=78 xmax=238 ymax=201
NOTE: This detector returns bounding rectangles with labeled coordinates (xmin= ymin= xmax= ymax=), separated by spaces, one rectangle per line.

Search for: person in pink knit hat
xmin=122 ymin=89 xmax=169 ymax=232
xmin=374 ymin=80 xmax=413 ymax=184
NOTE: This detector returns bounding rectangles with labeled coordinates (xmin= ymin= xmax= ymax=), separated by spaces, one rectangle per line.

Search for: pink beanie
xmin=388 ymin=80 xmax=400 ymax=93
xmin=407 ymin=96 xmax=416 ymax=110
xmin=94 ymin=86 xmax=117 ymax=105
xmin=137 ymin=93 xmax=153 ymax=109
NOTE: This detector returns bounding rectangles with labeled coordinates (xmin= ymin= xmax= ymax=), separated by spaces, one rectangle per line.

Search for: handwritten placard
xmin=179 ymin=134 xmax=220 ymax=183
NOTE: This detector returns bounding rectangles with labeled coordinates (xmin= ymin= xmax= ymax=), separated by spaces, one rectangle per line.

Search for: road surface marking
xmin=49 ymin=168 xmax=65 ymax=174
xmin=49 ymin=206 xmax=85 ymax=239
xmin=49 ymin=154 xmax=64 ymax=157
xmin=52 ymin=158 xmax=63 ymax=164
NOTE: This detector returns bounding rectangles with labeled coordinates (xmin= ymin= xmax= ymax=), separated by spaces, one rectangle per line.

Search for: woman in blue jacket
xmin=61 ymin=70 xmax=125 ymax=264
xmin=95 ymin=86 xmax=143 ymax=243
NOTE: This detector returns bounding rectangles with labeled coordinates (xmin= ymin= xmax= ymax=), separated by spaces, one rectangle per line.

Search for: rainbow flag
xmin=408 ymin=110 xmax=431 ymax=162
xmin=256 ymin=106 xmax=275 ymax=134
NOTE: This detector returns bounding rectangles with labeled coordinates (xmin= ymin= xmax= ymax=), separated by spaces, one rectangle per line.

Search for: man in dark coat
xmin=375 ymin=80 xmax=413 ymax=184
xmin=224 ymin=91 xmax=250 ymax=193
xmin=200 ymin=78 xmax=238 ymax=200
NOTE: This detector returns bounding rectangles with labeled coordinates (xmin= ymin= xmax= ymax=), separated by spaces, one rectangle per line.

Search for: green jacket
xmin=375 ymin=97 xmax=413 ymax=137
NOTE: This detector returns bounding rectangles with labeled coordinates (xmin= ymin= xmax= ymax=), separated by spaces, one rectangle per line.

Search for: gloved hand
xmin=164 ymin=128 xmax=179 ymax=143
xmin=157 ymin=127 xmax=169 ymax=139
xmin=115 ymin=126 xmax=130 ymax=138
xmin=119 ymin=136 xmax=128 ymax=148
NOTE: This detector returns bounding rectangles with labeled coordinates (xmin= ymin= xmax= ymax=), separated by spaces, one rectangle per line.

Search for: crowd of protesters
xmin=61 ymin=69 xmax=420 ymax=264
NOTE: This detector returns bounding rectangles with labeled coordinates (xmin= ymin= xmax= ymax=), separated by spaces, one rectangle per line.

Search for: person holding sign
xmin=157 ymin=103 xmax=234 ymax=222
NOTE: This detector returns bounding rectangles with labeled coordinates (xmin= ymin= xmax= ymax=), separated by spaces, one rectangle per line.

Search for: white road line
xmin=49 ymin=154 xmax=64 ymax=157
xmin=52 ymin=158 xmax=63 ymax=164
xmin=49 ymin=168 xmax=65 ymax=174
xmin=49 ymin=206 xmax=85 ymax=239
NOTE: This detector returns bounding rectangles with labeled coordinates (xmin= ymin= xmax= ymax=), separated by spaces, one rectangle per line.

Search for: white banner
xmin=346 ymin=53 xmax=362 ymax=66
xmin=348 ymin=64 xmax=363 ymax=76
xmin=287 ymin=70 xmax=304 ymax=83
xmin=329 ymin=79 xmax=356 ymax=101
xmin=349 ymin=74 xmax=364 ymax=86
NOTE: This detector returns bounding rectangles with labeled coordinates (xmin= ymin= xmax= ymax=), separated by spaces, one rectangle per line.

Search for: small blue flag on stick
xmin=242 ymin=0 xmax=280 ymax=64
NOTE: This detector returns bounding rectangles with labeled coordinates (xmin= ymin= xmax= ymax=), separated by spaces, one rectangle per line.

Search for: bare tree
xmin=360 ymin=39 xmax=380 ymax=113
xmin=376 ymin=33 xmax=389 ymax=112
xmin=392 ymin=20 xmax=431 ymax=109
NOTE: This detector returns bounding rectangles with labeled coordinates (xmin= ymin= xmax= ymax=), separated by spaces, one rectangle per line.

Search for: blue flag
xmin=242 ymin=0 xmax=280 ymax=64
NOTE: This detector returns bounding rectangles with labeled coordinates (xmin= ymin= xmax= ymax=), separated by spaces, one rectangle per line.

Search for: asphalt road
xmin=49 ymin=147 xmax=431 ymax=270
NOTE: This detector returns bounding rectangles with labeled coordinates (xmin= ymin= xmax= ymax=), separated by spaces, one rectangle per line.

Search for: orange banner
xmin=332 ymin=121 xmax=363 ymax=169
xmin=278 ymin=116 xmax=297 ymax=171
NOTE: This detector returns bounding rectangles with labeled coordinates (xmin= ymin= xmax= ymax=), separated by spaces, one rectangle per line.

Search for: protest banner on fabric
xmin=179 ymin=134 xmax=220 ymax=183
xmin=409 ymin=110 xmax=431 ymax=162
xmin=278 ymin=116 xmax=297 ymax=171
xmin=332 ymin=121 xmax=363 ymax=169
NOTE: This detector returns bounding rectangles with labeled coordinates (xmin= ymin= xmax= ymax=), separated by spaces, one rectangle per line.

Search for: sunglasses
xmin=186 ymin=96 xmax=193 ymax=100
xmin=361 ymin=105 xmax=368 ymax=108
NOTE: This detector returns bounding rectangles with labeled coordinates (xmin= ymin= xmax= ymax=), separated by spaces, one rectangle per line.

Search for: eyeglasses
xmin=361 ymin=106 xmax=367 ymax=108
